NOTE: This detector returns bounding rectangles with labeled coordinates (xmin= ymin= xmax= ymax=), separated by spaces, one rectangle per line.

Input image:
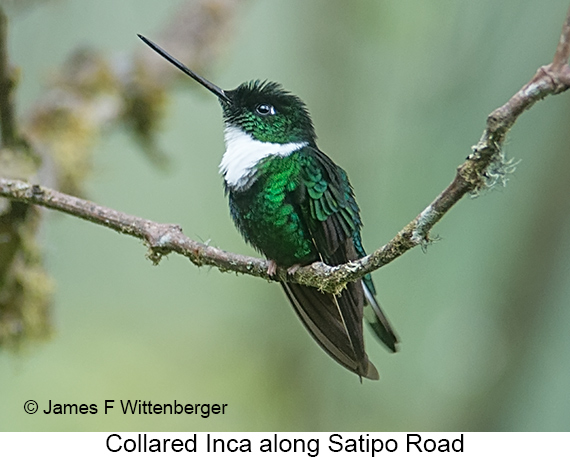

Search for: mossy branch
xmin=2 ymin=5 xmax=570 ymax=295
xmin=0 ymin=0 xmax=242 ymax=349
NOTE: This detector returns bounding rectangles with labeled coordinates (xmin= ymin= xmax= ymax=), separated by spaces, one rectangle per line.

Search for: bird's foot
xmin=287 ymin=264 xmax=301 ymax=275
xmin=266 ymin=259 xmax=278 ymax=276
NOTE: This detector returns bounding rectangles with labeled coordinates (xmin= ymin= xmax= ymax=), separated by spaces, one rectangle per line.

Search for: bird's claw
xmin=287 ymin=264 xmax=301 ymax=275
xmin=267 ymin=260 xmax=278 ymax=276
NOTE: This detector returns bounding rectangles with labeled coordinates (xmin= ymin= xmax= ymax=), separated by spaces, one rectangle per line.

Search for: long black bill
xmin=138 ymin=34 xmax=231 ymax=104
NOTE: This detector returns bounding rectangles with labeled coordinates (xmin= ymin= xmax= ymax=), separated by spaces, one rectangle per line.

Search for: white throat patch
xmin=220 ymin=125 xmax=308 ymax=190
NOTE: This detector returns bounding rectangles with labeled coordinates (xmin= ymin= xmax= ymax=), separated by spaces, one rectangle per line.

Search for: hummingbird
xmin=139 ymin=35 xmax=399 ymax=380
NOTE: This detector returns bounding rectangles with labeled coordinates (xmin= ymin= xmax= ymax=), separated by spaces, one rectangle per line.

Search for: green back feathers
xmin=300 ymin=147 xmax=362 ymax=259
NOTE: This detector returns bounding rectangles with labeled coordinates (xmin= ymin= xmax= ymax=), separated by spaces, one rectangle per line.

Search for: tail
xmin=362 ymin=282 xmax=399 ymax=353
xmin=281 ymin=281 xmax=379 ymax=380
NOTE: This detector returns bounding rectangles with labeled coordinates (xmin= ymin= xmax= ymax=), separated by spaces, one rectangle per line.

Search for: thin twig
xmin=0 ymin=6 xmax=18 ymax=147
xmin=1 ymin=5 xmax=570 ymax=295
xmin=552 ymin=4 xmax=570 ymax=71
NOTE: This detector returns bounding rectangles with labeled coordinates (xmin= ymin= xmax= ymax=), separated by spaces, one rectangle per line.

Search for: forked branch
xmin=1 ymin=5 xmax=570 ymax=294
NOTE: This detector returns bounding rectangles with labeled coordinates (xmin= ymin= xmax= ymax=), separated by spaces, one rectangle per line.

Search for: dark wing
xmin=281 ymin=281 xmax=379 ymax=380
xmin=294 ymin=147 xmax=398 ymax=363
xmin=300 ymin=147 xmax=361 ymax=260
xmin=362 ymin=277 xmax=398 ymax=352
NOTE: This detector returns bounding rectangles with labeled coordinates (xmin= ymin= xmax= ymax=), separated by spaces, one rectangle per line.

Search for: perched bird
xmin=139 ymin=35 xmax=398 ymax=379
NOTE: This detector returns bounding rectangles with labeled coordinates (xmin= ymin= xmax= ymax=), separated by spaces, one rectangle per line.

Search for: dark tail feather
xmin=363 ymin=282 xmax=399 ymax=353
xmin=281 ymin=282 xmax=379 ymax=380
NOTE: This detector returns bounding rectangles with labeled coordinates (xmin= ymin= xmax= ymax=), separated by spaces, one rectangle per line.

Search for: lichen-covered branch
xmin=1 ymin=4 xmax=570 ymax=297
xmin=0 ymin=178 xmax=275 ymax=281
xmin=0 ymin=0 xmax=244 ymax=349
xmin=24 ymin=0 xmax=243 ymax=196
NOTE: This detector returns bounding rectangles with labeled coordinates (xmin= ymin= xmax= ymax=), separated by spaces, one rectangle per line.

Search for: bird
xmin=138 ymin=34 xmax=398 ymax=380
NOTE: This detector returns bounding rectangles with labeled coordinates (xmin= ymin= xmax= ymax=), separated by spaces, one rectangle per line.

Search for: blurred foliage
xmin=0 ymin=0 xmax=239 ymax=350
xmin=27 ymin=48 xmax=118 ymax=196
xmin=0 ymin=200 xmax=52 ymax=348
xmin=0 ymin=5 xmax=51 ymax=350
xmin=0 ymin=0 xmax=569 ymax=433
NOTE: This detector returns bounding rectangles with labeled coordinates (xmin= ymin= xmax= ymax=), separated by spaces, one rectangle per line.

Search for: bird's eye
xmin=256 ymin=104 xmax=276 ymax=116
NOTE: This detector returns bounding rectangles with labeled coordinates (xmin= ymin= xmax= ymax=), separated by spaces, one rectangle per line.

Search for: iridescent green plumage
xmin=228 ymin=151 xmax=313 ymax=266
xmin=139 ymin=35 xmax=399 ymax=380
xmin=225 ymin=131 xmax=398 ymax=379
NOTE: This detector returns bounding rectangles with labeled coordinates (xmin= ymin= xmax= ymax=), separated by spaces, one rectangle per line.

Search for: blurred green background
xmin=1 ymin=0 xmax=570 ymax=431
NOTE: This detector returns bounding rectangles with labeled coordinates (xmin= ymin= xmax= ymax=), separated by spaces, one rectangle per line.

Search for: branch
xmin=2 ymin=5 xmax=570 ymax=295
xmin=552 ymin=4 xmax=570 ymax=72
xmin=0 ymin=0 xmax=244 ymax=349
xmin=0 ymin=177 xmax=276 ymax=281
xmin=0 ymin=6 xmax=19 ymax=147
xmin=23 ymin=0 xmax=242 ymax=195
